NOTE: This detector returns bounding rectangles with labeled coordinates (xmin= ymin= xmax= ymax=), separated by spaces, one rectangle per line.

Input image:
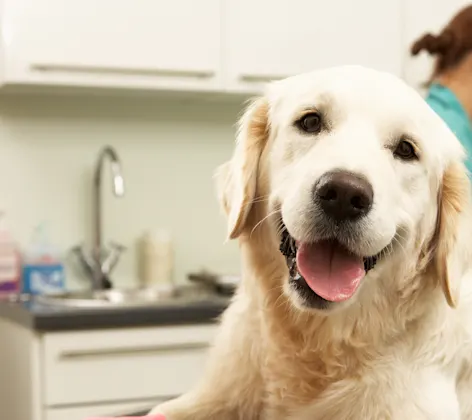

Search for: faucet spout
xmin=92 ymin=145 xmax=125 ymax=289
xmin=111 ymin=161 xmax=125 ymax=196
xmin=94 ymin=146 xmax=125 ymax=196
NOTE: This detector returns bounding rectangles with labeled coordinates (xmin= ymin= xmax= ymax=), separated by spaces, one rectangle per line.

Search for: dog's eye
xmin=394 ymin=140 xmax=418 ymax=161
xmin=297 ymin=113 xmax=322 ymax=133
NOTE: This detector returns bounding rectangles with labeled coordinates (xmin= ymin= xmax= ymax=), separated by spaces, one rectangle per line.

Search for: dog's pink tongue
xmin=296 ymin=241 xmax=365 ymax=302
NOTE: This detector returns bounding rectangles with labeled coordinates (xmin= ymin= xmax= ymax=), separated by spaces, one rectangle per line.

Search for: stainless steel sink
xmin=35 ymin=285 xmax=218 ymax=309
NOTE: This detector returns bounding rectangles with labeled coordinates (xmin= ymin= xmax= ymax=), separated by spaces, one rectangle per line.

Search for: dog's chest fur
xmin=258 ymin=317 xmax=374 ymax=418
xmin=254 ymin=294 xmax=443 ymax=419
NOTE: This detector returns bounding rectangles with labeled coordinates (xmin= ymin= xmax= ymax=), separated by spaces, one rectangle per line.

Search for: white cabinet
xmin=0 ymin=0 xmax=416 ymax=94
xmin=224 ymin=0 xmax=403 ymax=93
xmin=2 ymin=0 xmax=222 ymax=91
xmin=0 ymin=319 xmax=217 ymax=420
xmin=403 ymin=0 xmax=471 ymax=93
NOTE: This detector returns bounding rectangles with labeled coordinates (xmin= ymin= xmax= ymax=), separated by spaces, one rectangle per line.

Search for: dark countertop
xmin=0 ymin=296 xmax=230 ymax=332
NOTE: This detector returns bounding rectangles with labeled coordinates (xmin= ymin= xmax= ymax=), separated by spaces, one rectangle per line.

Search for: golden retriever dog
xmin=151 ymin=66 xmax=472 ymax=419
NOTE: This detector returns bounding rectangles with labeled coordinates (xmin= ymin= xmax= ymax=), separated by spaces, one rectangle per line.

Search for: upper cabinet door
xmin=224 ymin=0 xmax=403 ymax=93
xmin=403 ymin=0 xmax=471 ymax=93
xmin=3 ymin=0 xmax=222 ymax=90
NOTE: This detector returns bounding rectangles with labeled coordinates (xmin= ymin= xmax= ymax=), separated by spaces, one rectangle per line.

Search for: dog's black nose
xmin=314 ymin=171 xmax=373 ymax=221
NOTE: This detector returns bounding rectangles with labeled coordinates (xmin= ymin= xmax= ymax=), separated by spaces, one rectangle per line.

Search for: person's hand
xmin=86 ymin=415 xmax=166 ymax=420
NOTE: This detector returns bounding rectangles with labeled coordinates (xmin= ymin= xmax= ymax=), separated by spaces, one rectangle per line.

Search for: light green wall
xmin=0 ymin=94 xmax=242 ymax=289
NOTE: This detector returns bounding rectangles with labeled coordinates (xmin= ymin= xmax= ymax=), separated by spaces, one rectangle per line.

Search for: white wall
xmin=0 ymin=94 xmax=242 ymax=289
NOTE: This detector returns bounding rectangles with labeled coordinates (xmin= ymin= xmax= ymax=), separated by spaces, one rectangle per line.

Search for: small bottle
xmin=22 ymin=222 xmax=65 ymax=295
xmin=0 ymin=212 xmax=21 ymax=297
xmin=138 ymin=229 xmax=174 ymax=289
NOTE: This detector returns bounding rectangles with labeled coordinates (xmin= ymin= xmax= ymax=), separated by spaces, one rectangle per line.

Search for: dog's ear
xmin=432 ymin=161 xmax=471 ymax=308
xmin=214 ymin=98 xmax=270 ymax=240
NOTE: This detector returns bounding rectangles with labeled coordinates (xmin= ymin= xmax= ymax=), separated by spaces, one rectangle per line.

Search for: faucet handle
xmin=70 ymin=244 xmax=97 ymax=280
xmin=101 ymin=241 xmax=126 ymax=275
xmin=108 ymin=241 xmax=126 ymax=252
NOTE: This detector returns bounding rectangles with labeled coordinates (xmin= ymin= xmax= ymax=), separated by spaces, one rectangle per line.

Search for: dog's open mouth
xmin=280 ymin=228 xmax=379 ymax=303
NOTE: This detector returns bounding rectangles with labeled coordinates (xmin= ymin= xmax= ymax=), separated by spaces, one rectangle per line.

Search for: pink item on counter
xmin=86 ymin=415 xmax=165 ymax=420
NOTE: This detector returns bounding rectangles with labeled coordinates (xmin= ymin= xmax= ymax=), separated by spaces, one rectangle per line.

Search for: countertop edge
xmin=0 ymin=299 xmax=229 ymax=332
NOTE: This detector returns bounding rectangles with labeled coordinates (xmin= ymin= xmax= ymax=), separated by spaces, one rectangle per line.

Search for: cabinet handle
xmin=239 ymin=73 xmax=291 ymax=83
xmin=58 ymin=342 xmax=209 ymax=360
xmin=30 ymin=63 xmax=215 ymax=79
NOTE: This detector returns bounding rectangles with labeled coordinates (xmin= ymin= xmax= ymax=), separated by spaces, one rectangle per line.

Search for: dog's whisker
xmin=250 ymin=210 xmax=280 ymax=238
xmin=241 ymin=195 xmax=272 ymax=210
xmin=391 ymin=234 xmax=408 ymax=256
xmin=272 ymin=288 xmax=288 ymax=311
xmin=274 ymin=217 xmax=286 ymax=237
xmin=276 ymin=224 xmax=287 ymax=239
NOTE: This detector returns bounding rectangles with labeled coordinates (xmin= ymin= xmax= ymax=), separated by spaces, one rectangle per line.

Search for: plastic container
xmin=22 ymin=222 xmax=65 ymax=295
xmin=137 ymin=229 xmax=174 ymax=289
xmin=0 ymin=213 xmax=21 ymax=296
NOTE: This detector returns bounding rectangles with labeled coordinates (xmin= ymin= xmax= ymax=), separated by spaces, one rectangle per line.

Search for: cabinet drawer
xmin=42 ymin=325 xmax=216 ymax=406
xmin=45 ymin=399 xmax=160 ymax=420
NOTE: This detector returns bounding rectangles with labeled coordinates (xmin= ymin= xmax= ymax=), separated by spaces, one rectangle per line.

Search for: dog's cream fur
xmin=151 ymin=66 xmax=472 ymax=419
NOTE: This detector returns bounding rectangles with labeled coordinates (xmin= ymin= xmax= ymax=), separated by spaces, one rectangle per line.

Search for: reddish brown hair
xmin=411 ymin=5 xmax=472 ymax=82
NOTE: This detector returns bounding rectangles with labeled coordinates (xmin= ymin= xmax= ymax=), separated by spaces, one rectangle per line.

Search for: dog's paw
xmin=148 ymin=405 xmax=168 ymax=418
xmin=149 ymin=396 xmax=202 ymax=420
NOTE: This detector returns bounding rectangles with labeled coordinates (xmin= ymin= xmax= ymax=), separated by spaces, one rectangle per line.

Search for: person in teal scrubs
xmin=426 ymin=84 xmax=472 ymax=173
xmin=411 ymin=4 xmax=472 ymax=174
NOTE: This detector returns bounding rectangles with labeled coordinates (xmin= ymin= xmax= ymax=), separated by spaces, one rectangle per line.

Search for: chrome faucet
xmin=73 ymin=146 xmax=126 ymax=290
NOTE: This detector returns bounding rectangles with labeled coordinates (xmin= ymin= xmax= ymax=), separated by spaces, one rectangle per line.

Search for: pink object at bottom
xmin=86 ymin=415 xmax=166 ymax=420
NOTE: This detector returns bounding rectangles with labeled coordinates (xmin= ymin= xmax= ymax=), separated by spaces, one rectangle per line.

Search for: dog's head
xmin=217 ymin=66 xmax=471 ymax=313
